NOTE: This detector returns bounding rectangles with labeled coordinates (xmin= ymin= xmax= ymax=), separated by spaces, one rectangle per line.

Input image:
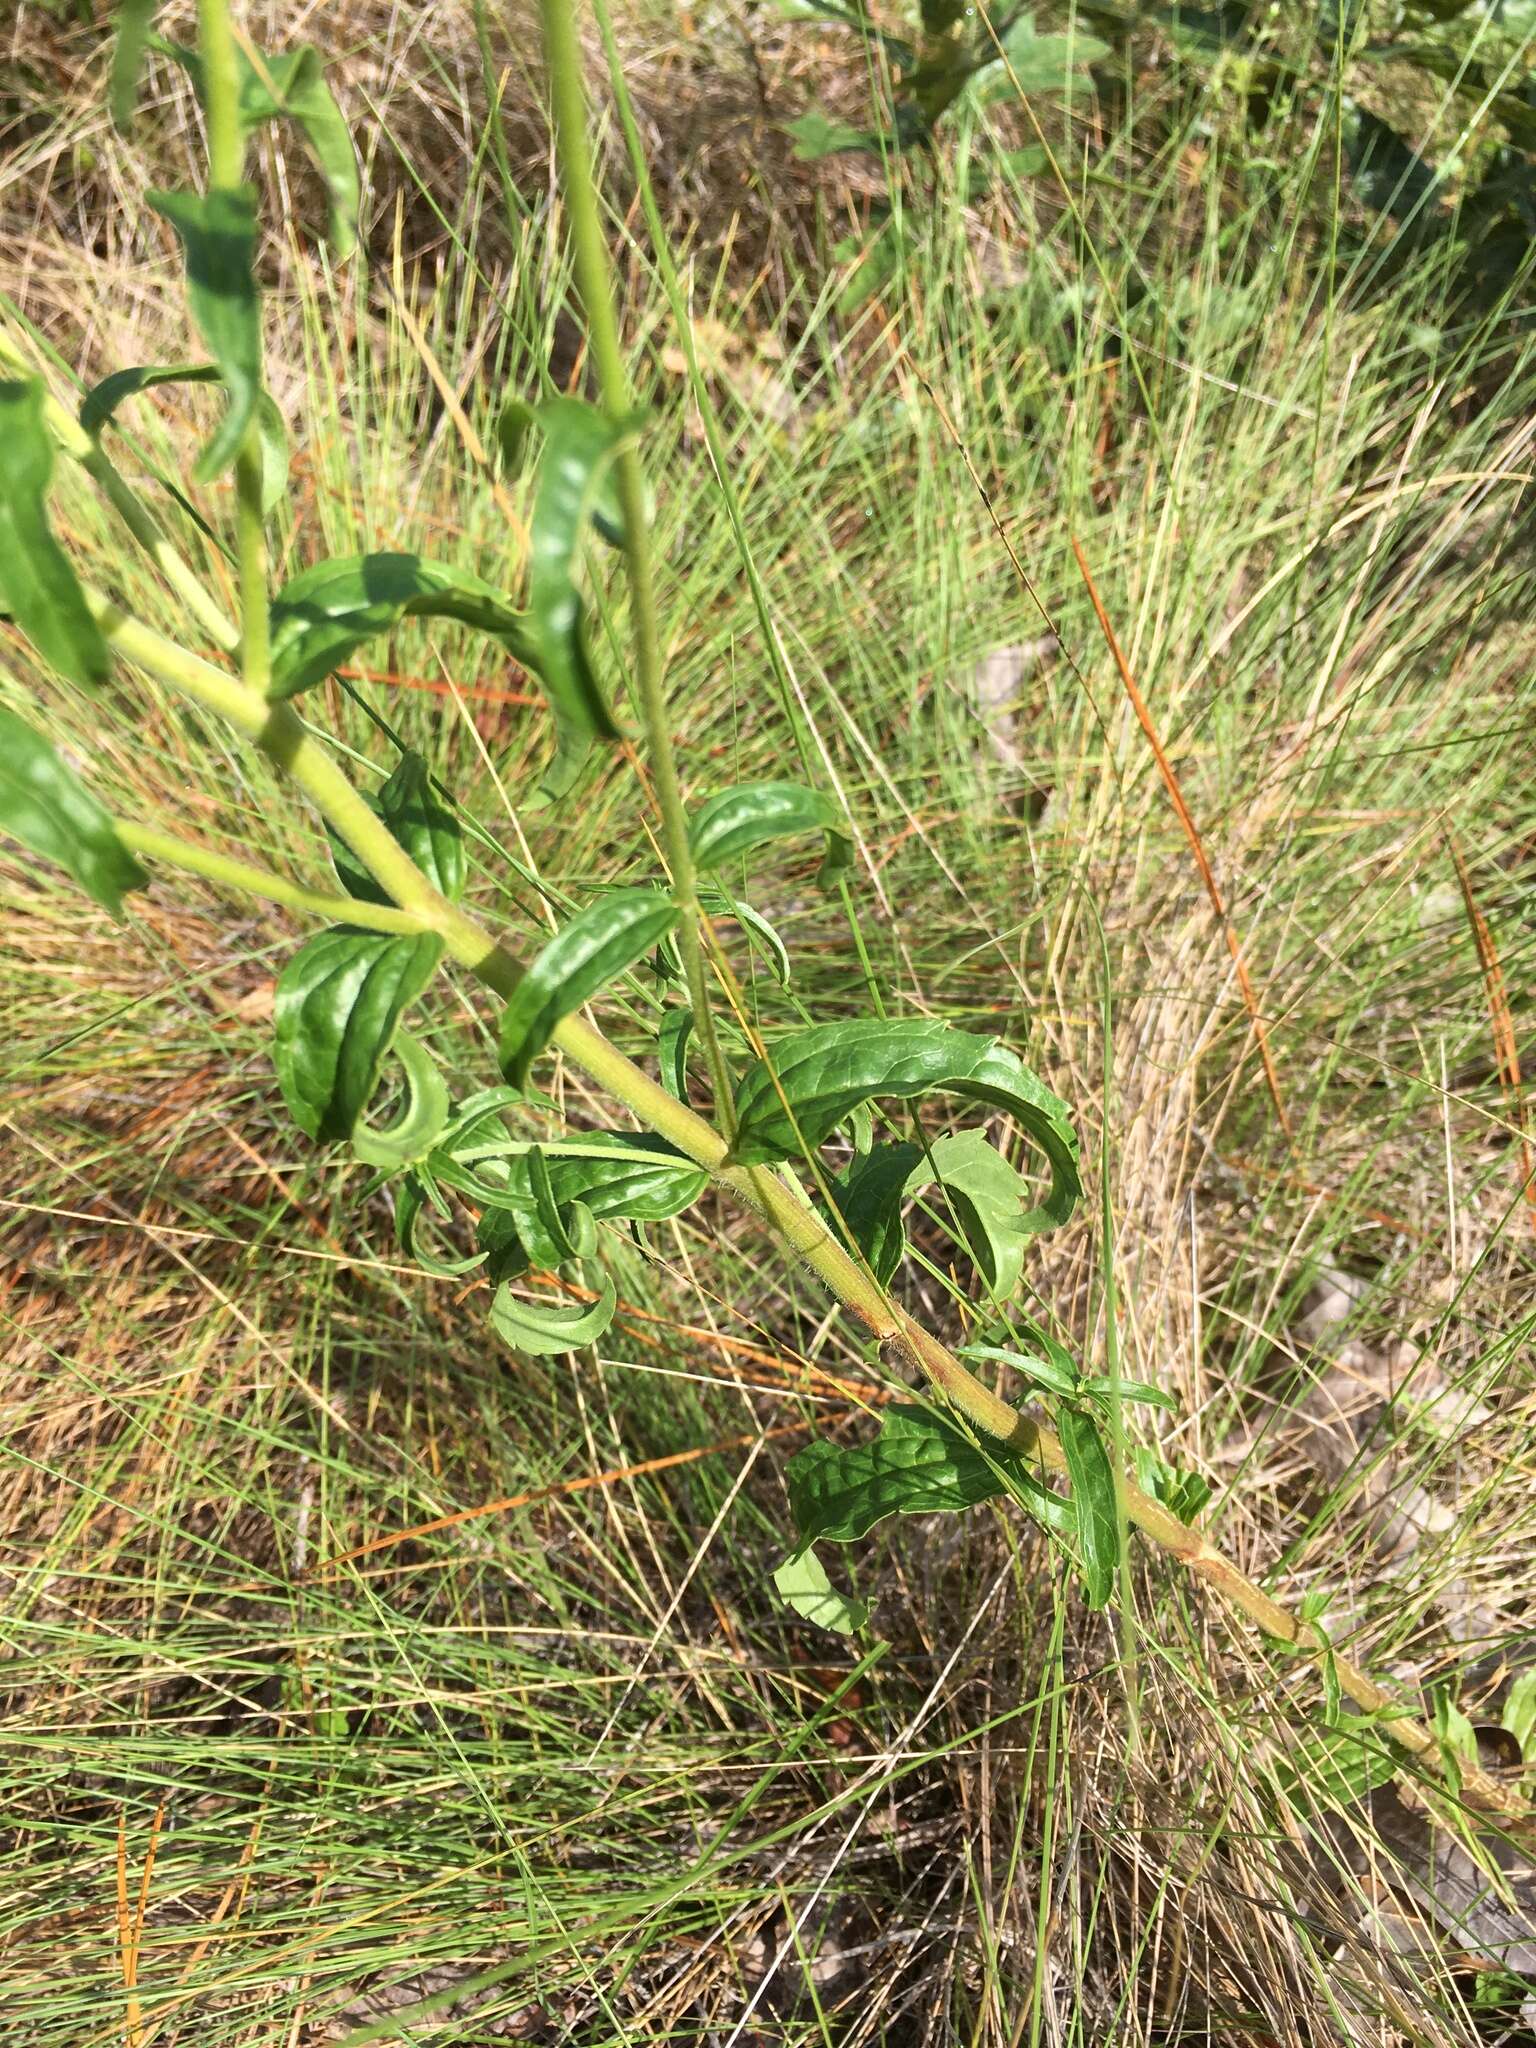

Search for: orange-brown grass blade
xmin=1071 ymin=534 xmax=1292 ymax=1140
xmin=1447 ymin=830 xmax=1536 ymax=1238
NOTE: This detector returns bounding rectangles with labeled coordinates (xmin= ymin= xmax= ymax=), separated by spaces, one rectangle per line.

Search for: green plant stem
xmin=535 ymin=0 xmax=736 ymax=1127
xmin=83 ymin=586 xmax=1524 ymax=1825
xmin=196 ymin=0 xmax=272 ymax=694
xmin=116 ymin=821 xmax=432 ymax=934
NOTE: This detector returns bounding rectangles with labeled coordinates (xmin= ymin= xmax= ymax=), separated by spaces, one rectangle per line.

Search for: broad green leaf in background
xmin=145 ymin=186 xmax=263 ymax=482
xmin=497 ymin=889 xmax=679 ymax=1091
xmin=328 ymin=750 xmax=464 ymax=905
xmin=157 ymin=37 xmax=360 ymax=255
xmin=0 ymin=382 xmax=112 ymax=692
xmin=982 ymin=15 xmax=1110 ymax=97
xmin=0 ymin=704 xmax=146 ymax=917
xmin=274 ymin=927 xmax=443 ymax=1143
xmin=1502 ymin=1667 xmax=1536 ymax=1760
xmin=349 ymin=1031 xmax=450 ymax=1170
xmin=823 ymin=1141 xmax=922 ymax=1288
xmin=266 ymin=552 xmax=538 ymax=701
xmin=786 ymin=1404 xmax=1018 ymax=1546
xmin=1058 ymin=1404 xmax=1119 ymax=1609
xmin=787 ymin=107 xmax=879 ymax=159
xmin=80 ymin=362 xmax=288 ymax=517
xmin=728 ymin=1019 xmax=1081 ymax=1231
xmin=110 ymin=0 xmax=163 ymax=132
xmin=687 ymin=780 xmax=852 ymax=886
xmin=507 ymin=397 xmax=634 ymax=800
xmin=772 ymin=1550 xmax=870 ymax=1634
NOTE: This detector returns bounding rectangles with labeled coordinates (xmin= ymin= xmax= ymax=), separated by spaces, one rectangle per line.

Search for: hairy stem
xmin=85 ymin=588 xmax=1525 ymax=1825
xmin=536 ymin=0 xmax=737 ymax=1127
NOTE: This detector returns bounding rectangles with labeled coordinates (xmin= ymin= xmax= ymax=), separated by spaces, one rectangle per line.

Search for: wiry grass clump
xmin=3 ymin=5 xmax=1536 ymax=2043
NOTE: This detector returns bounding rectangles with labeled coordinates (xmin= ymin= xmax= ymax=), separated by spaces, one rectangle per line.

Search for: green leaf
xmin=0 ymin=704 xmax=146 ymax=916
xmin=1132 ymin=1448 xmax=1212 ymax=1526
xmin=824 ymin=1141 xmax=923 ymax=1288
xmin=497 ymin=889 xmax=679 ymax=1091
xmin=1058 ymin=1405 xmax=1119 ymax=1610
xmin=80 ymin=362 xmax=288 ymax=517
xmin=787 ymin=1404 xmax=1013 ymax=1547
xmin=157 ymin=38 xmax=359 ymax=256
xmin=1082 ymin=1374 xmax=1178 ymax=1412
xmin=658 ymin=1004 xmax=693 ymax=1102
xmin=111 ymin=0 xmax=162 ymax=133
xmin=728 ymin=1020 xmax=1081 ymax=1232
xmin=0 ymin=382 xmax=112 ymax=692
xmin=328 ymin=751 xmax=464 ymax=905
xmin=772 ymin=1550 xmax=869 ymax=1634
xmin=274 ymin=927 xmax=443 ymax=1143
xmin=787 ymin=107 xmax=879 ymax=159
xmin=984 ymin=17 xmax=1110 ymax=96
xmin=145 ymin=186 xmax=263 ymax=483
xmin=516 ymin=397 xmax=634 ymax=801
xmin=266 ymin=552 xmax=539 ymax=703
xmin=688 ymin=780 xmax=852 ymax=886
xmin=1502 ymin=1668 xmax=1536 ymax=1759
xmin=961 ymin=1339 xmax=1079 ymax=1400
xmin=488 ymin=1200 xmax=617 ymax=1355
xmin=473 ymin=1131 xmax=709 ymax=1281
xmin=395 ymin=1170 xmax=486 ymax=1278
xmin=350 ymin=1031 xmax=450 ymax=1170
xmin=490 ymin=1265 xmax=618 ymax=1354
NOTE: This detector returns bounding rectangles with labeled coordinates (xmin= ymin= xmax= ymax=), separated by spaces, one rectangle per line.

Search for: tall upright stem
xmin=535 ymin=0 xmax=735 ymax=1124
xmin=196 ymin=0 xmax=272 ymax=695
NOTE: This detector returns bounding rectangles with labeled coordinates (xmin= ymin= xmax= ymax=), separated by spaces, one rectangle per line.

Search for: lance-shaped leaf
xmin=509 ymin=397 xmax=634 ymax=800
xmin=80 ymin=361 xmax=289 ymax=518
xmin=350 ymin=1030 xmax=450 ymax=1170
xmin=395 ymin=1171 xmax=485 ymax=1279
xmin=1058 ymin=1405 xmax=1119 ymax=1610
xmin=328 ymin=750 xmax=464 ymax=905
xmin=658 ymin=1004 xmax=693 ymax=1102
xmin=111 ymin=0 xmax=163 ymax=133
xmin=274 ymin=927 xmax=443 ymax=1143
xmin=266 ymin=552 xmax=539 ymax=703
xmin=823 ymin=1141 xmax=922 ymax=1288
xmin=0 ymin=381 xmax=112 ymax=692
xmin=145 ymin=186 xmax=263 ymax=482
xmin=0 ymin=705 xmax=146 ymax=916
xmin=688 ymin=780 xmax=852 ymax=887
xmin=787 ymin=1403 xmax=1074 ymax=1551
xmin=772 ymin=1550 xmax=869 ymax=1634
xmin=729 ymin=1019 xmax=1080 ymax=1230
xmin=157 ymin=37 xmax=359 ymax=256
xmin=497 ymin=889 xmax=679 ymax=1091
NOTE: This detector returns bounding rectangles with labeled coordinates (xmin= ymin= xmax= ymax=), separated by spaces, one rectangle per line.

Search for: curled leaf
xmin=658 ymin=1004 xmax=693 ymax=1102
xmin=729 ymin=1019 xmax=1080 ymax=1231
xmin=274 ymin=927 xmax=443 ymax=1143
xmin=80 ymin=362 xmax=288 ymax=517
xmin=0 ymin=382 xmax=112 ymax=692
xmin=328 ymin=751 xmax=464 ymax=905
xmin=145 ymin=185 xmax=263 ymax=482
xmin=688 ymin=780 xmax=852 ymax=886
xmin=514 ymin=396 xmax=635 ymax=800
xmin=489 ymin=1201 xmax=617 ymax=1356
xmin=266 ymin=552 xmax=538 ymax=702
xmin=350 ymin=1031 xmax=450 ymax=1170
xmin=0 ymin=704 xmax=145 ymax=916
xmin=395 ymin=1171 xmax=485 ymax=1278
xmin=497 ymin=889 xmax=679 ymax=1091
